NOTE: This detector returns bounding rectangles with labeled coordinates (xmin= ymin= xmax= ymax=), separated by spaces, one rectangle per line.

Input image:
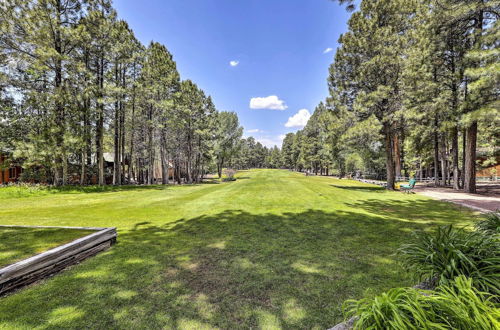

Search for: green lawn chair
xmin=400 ymin=178 xmax=416 ymax=193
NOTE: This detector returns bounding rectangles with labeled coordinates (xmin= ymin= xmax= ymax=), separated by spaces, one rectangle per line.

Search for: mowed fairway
xmin=0 ymin=170 xmax=477 ymax=329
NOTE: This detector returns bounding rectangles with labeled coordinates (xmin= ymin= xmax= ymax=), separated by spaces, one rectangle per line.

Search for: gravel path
xmin=413 ymin=184 xmax=500 ymax=213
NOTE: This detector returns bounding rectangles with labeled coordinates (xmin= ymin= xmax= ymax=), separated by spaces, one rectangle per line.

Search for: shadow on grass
xmin=0 ymin=205 xmax=473 ymax=329
xmin=200 ymin=179 xmax=221 ymax=184
xmin=344 ymin=198 xmax=475 ymax=228
xmin=234 ymin=176 xmax=251 ymax=180
xmin=331 ymin=184 xmax=386 ymax=193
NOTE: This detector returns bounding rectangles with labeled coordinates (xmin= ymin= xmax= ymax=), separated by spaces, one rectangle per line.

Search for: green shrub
xmin=19 ymin=167 xmax=50 ymax=183
xmin=344 ymin=276 xmax=500 ymax=330
xmin=397 ymin=225 xmax=500 ymax=296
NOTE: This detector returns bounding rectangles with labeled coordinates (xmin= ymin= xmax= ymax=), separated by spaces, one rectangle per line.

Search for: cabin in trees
xmin=0 ymin=152 xmax=22 ymax=184
xmin=103 ymin=152 xmax=175 ymax=184
xmin=476 ymin=148 xmax=500 ymax=181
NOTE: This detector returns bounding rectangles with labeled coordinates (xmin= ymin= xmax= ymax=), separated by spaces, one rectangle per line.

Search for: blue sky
xmin=114 ymin=0 xmax=351 ymax=147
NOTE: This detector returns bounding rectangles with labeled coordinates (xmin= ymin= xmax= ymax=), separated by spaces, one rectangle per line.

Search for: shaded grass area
xmin=0 ymin=227 xmax=95 ymax=268
xmin=0 ymin=170 xmax=479 ymax=329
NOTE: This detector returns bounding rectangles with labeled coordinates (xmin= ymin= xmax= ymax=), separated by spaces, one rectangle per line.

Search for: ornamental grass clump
xmin=344 ymin=276 xmax=500 ymax=330
xmin=475 ymin=211 xmax=500 ymax=236
xmin=342 ymin=214 xmax=500 ymax=329
xmin=397 ymin=224 xmax=499 ymax=296
xmin=343 ymin=287 xmax=431 ymax=329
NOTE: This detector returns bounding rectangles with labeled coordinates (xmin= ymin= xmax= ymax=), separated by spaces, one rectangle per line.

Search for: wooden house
xmin=0 ymin=152 xmax=22 ymax=184
xmin=476 ymin=147 xmax=499 ymax=181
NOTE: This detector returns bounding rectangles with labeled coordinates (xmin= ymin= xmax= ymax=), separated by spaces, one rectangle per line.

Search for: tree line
xmin=0 ymin=0 xmax=280 ymax=185
xmin=278 ymin=0 xmax=499 ymax=193
xmin=1 ymin=0 xmax=497 ymax=192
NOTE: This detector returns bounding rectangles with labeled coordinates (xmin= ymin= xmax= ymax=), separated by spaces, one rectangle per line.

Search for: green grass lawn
xmin=0 ymin=169 xmax=478 ymax=329
xmin=0 ymin=227 xmax=95 ymax=268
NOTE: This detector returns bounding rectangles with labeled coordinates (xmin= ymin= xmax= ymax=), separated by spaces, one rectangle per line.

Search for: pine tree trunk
xmin=80 ymin=151 xmax=86 ymax=185
xmin=464 ymin=121 xmax=477 ymax=193
xmin=400 ymin=128 xmax=406 ymax=177
xmin=113 ymin=63 xmax=120 ymax=185
xmin=97 ymin=56 xmax=105 ymax=186
xmin=128 ymin=79 xmax=136 ymax=183
xmin=120 ymin=67 xmax=126 ymax=184
xmin=461 ymin=128 xmax=466 ymax=188
xmin=441 ymin=136 xmax=447 ymax=186
xmin=394 ymin=132 xmax=401 ymax=178
xmin=147 ymin=103 xmax=154 ymax=185
xmin=53 ymin=1 xmax=64 ymax=186
xmin=419 ymin=158 xmax=423 ymax=182
xmin=160 ymin=135 xmax=168 ymax=185
xmin=452 ymin=127 xmax=460 ymax=190
xmin=148 ymin=135 xmax=154 ymax=185
xmin=463 ymin=9 xmax=483 ymax=193
xmin=186 ymin=131 xmax=192 ymax=184
xmin=217 ymin=157 xmax=223 ymax=178
xmin=384 ymin=123 xmax=395 ymax=190
xmin=81 ymin=55 xmax=90 ymax=185
xmin=433 ymin=119 xmax=440 ymax=187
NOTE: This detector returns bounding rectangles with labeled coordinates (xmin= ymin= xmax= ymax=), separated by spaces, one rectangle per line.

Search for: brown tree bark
xmin=464 ymin=121 xmax=477 ymax=193
xmin=384 ymin=123 xmax=396 ymax=190
xmin=160 ymin=133 xmax=169 ymax=185
xmin=440 ymin=136 xmax=448 ymax=186
xmin=113 ymin=63 xmax=121 ymax=185
xmin=53 ymin=0 xmax=64 ymax=186
xmin=463 ymin=9 xmax=483 ymax=194
xmin=461 ymin=128 xmax=466 ymax=188
xmin=96 ymin=56 xmax=105 ymax=186
xmin=433 ymin=116 xmax=440 ymax=186
xmin=394 ymin=133 xmax=401 ymax=178
xmin=451 ymin=127 xmax=460 ymax=190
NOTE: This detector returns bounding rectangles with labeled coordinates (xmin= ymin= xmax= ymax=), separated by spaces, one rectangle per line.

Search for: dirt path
xmin=413 ymin=184 xmax=500 ymax=213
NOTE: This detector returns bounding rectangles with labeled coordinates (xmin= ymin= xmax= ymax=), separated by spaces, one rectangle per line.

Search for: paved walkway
xmin=413 ymin=184 xmax=500 ymax=213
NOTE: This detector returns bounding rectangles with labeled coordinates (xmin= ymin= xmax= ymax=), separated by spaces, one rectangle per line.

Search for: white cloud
xmin=246 ymin=128 xmax=262 ymax=133
xmin=229 ymin=60 xmax=239 ymax=67
xmin=249 ymin=95 xmax=288 ymax=110
xmin=323 ymin=47 xmax=333 ymax=54
xmin=256 ymin=134 xmax=286 ymax=148
xmin=285 ymin=109 xmax=311 ymax=128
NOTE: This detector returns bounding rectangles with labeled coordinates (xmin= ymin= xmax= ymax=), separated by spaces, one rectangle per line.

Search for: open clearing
xmin=0 ymin=227 xmax=95 ymax=268
xmin=0 ymin=170 xmax=478 ymax=329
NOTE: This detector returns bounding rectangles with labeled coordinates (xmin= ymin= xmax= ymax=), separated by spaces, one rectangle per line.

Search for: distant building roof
xmin=103 ymin=152 xmax=114 ymax=163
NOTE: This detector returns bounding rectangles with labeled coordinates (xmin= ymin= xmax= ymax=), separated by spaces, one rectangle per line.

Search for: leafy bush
xmin=19 ymin=167 xmax=50 ymax=183
xmin=397 ymin=225 xmax=500 ymax=296
xmin=222 ymin=168 xmax=237 ymax=181
xmin=344 ymin=276 xmax=500 ymax=330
